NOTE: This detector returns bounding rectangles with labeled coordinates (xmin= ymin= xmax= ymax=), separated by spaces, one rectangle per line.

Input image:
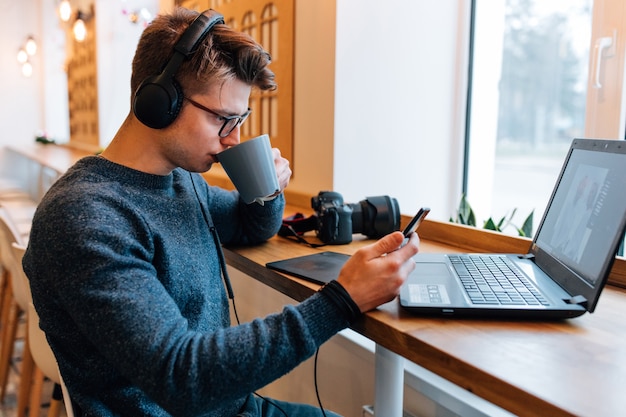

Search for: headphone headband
xmin=133 ymin=10 xmax=225 ymax=129
xmin=174 ymin=11 xmax=225 ymax=58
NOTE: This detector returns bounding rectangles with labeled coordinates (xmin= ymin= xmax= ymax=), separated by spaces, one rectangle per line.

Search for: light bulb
xmin=17 ymin=48 xmax=28 ymax=64
xmin=73 ymin=18 xmax=86 ymax=42
xmin=25 ymin=36 xmax=37 ymax=56
xmin=22 ymin=62 xmax=33 ymax=77
xmin=59 ymin=0 xmax=72 ymax=22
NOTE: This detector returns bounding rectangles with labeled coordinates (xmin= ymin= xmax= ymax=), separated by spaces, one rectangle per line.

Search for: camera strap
xmin=278 ymin=213 xmax=326 ymax=248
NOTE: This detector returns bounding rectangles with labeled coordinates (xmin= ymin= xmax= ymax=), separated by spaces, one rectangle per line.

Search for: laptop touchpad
xmin=415 ymin=263 xmax=451 ymax=276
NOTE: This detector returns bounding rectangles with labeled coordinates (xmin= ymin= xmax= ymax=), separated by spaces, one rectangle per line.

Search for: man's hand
xmin=337 ymin=231 xmax=419 ymax=312
xmin=272 ymin=148 xmax=292 ymax=193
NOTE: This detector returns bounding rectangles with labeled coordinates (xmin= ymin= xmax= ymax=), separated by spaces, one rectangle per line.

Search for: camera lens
xmin=350 ymin=196 xmax=400 ymax=238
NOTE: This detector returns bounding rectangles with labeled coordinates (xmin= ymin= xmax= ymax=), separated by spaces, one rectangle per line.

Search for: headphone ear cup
xmin=133 ymin=74 xmax=184 ymax=129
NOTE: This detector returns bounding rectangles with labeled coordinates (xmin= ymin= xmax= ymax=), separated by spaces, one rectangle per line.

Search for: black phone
xmin=402 ymin=207 xmax=430 ymax=238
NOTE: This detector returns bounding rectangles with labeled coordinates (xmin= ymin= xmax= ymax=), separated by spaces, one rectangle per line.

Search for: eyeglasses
xmin=184 ymin=96 xmax=252 ymax=138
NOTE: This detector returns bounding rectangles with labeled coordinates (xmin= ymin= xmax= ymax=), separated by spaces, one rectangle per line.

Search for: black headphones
xmin=132 ymin=10 xmax=225 ymax=129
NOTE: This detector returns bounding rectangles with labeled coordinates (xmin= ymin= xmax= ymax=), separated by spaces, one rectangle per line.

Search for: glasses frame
xmin=184 ymin=96 xmax=252 ymax=138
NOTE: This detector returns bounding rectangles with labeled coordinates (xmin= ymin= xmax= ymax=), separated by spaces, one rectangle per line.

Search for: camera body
xmin=311 ymin=191 xmax=354 ymax=244
xmin=311 ymin=191 xmax=401 ymax=244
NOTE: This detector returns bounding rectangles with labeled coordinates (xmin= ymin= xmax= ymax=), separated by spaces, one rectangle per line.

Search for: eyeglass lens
xmin=219 ymin=111 xmax=251 ymax=138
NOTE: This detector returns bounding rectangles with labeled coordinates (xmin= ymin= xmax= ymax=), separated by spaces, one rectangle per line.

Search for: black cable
xmin=314 ymin=348 xmax=328 ymax=417
xmin=252 ymin=391 xmax=289 ymax=417
xmin=190 ymin=172 xmax=289 ymax=416
xmin=208 ymin=225 xmax=241 ymax=325
xmin=190 ymin=173 xmax=236 ymax=302
xmin=280 ymin=224 xmax=327 ymax=248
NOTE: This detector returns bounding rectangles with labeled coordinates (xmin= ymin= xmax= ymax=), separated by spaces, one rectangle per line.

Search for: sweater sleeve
xmin=192 ymin=172 xmax=286 ymax=246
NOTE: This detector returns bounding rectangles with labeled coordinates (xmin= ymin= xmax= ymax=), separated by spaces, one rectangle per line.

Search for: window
xmin=466 ymin=0 xmax=594 ymax=236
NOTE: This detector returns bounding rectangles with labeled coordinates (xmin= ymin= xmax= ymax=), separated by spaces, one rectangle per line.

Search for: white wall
xmin=289 ymin=0 xmax=471 ymax=221
xmin=41 ymin=0 xmax=71 ymax=145
xmin=95 ymin=0 xmax=159 ymax=147
xmin=333 ymin=0 xmax=470 ymax=220
xmin=0 ymin=0 xmax=48 ymax=171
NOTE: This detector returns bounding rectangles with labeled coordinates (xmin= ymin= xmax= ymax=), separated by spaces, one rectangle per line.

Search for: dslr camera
xmin=311 ymin=191 xmax=401 ymax=244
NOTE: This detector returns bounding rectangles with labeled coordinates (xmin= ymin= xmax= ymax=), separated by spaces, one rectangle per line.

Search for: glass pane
xmin=467 ymin=0 xmax=593 ymax=236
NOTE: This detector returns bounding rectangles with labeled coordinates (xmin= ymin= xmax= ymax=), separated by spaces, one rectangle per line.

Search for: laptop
xmin=399 ymin=138 xmax=626 ymax=319
xmin=268 ymin=139 xmax=626 ymax=319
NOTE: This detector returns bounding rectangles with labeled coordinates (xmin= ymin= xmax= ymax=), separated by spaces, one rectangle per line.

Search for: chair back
xmin=0 ymin=209 xmax=29 ymax=309
xmin=27 ymin=301 xmax=61 ymax=385
xmin=13 ymin=247 xmax=79 ymax=417
xmin=9 ymin=242 xmax=31 ymax=311
xmin=0 ymin=208 xmax=24 ymax=269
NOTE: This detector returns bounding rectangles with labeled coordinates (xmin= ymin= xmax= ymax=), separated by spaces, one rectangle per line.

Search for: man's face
xmin=160 ymin=77 xmax=252 ymax=173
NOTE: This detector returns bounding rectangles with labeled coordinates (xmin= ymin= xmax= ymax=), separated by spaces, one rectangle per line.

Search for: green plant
xmin=34 ymin=132 xmax=55 ymax=144
xmin=450 ymin=194 xmax=534 ymax=237
xmin=450 ymin=193 xmax=477 ymax=226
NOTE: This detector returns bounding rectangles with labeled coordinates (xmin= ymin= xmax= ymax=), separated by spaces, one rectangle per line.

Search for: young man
xmin=23 ymin=7 xmax=419 ymax=417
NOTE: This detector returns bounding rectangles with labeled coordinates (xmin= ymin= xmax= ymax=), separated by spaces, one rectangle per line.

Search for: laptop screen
xmin=532 ymin=139 xmax=626 ymax=308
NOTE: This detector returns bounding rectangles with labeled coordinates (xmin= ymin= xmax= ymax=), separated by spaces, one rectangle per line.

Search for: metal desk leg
xmin=374 ymin=344 xmax=404 ymax=416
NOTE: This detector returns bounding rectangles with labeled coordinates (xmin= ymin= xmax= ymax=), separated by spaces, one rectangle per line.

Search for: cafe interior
xmin=1 ymin=1 xmax=626 ymax=416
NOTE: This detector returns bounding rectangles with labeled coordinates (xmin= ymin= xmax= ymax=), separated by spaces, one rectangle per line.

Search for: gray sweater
xmin=23 ymin=156 xmax=350 ymax=416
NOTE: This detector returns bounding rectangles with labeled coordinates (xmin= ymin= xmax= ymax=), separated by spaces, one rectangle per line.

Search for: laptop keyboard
xmin=449 ymin=255 xmax=550 ymax=306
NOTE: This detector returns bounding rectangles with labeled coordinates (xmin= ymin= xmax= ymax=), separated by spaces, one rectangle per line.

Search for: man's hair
xmin=131 ymin=7 xmax=276 ymax=99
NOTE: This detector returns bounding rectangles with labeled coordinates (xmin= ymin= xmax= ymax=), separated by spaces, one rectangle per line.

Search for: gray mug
xmin=217 ymin=134 xmax=280 ymax=205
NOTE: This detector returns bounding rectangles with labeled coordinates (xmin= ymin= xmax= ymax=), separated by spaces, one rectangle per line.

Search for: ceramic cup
xmin=217 ymin=134 xmax=280 ymax=205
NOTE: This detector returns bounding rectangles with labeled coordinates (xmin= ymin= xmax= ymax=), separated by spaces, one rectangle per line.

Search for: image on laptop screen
xmin=534 ymin=144 xmax=626 ymax=287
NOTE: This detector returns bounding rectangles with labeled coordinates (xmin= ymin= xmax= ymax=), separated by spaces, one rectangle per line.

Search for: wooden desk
xmin=4 ymin=143 xmax=94 ymax=202
xmin=224 ymin=221 xmax=626 ymax=417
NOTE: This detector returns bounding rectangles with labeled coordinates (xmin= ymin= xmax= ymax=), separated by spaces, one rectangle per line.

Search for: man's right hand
xmin=336 ymin=231 xmax=419 ymax=313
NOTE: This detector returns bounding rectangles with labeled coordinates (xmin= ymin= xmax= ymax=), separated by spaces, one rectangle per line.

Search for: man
xmin=23 ymin=7 xmax=419 ymax=417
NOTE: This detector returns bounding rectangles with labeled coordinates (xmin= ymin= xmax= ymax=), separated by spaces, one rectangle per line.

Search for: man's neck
xmin=100 ymin=116 xmax=173 ymax=176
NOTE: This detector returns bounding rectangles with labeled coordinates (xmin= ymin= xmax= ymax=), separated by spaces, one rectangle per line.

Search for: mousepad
xmin=266 ymin=251 xmax=350 ymax=284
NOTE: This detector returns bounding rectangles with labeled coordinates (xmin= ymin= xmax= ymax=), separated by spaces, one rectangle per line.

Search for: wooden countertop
xmin=225 ymin=224 xmax=626 ymax=417
xmin=6 ymin=143 xmax=96 ymax=175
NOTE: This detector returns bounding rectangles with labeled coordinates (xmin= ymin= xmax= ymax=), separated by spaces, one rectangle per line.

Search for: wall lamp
xmin=17 ymin=35 xmax=37 ymax=77
xmin=73 ymin=11 xmax=89 ymax=42
xmin=59 ymin=0 xmax=72 ymax=22
xmin=57 ymin=1 xmax=94 ymax=43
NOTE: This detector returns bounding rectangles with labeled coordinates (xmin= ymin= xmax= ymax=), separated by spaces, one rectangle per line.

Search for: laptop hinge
xmin=518 ymin=254 xmax=535 ymax=260
xmin=564 ymin=295 xmax=588 ymax=308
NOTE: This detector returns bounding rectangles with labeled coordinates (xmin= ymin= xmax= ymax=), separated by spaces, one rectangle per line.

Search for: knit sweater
xmin=23 ymin=156 xmax=351 ymax=416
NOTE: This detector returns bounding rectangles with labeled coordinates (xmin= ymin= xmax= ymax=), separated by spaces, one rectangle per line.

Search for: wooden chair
xmin=0 ymin=208 xmax=26 ymax=407
xmin=12 ymin=243 xmax=75 ymax=417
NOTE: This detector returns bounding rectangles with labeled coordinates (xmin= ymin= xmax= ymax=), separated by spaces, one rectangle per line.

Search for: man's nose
xmin=220 ymin=127 xmax=241 ymax=147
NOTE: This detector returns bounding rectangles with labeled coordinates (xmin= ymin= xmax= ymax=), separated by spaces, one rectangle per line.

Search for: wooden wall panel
xmin=66 ymin=7 xmax=99 ymax=150
xmin=177 ymin=0 xmax=295 ymax=170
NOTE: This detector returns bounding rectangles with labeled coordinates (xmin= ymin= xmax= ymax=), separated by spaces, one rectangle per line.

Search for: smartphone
xmin=402 ymin=207 xmax=430 ymax=240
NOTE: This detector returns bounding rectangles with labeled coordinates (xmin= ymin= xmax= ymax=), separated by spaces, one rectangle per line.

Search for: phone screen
xmin=402 ymin=207 xmax=430 ymax=238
